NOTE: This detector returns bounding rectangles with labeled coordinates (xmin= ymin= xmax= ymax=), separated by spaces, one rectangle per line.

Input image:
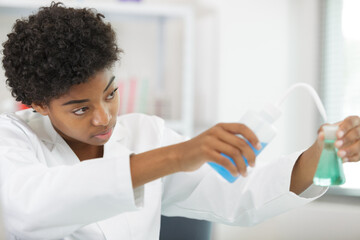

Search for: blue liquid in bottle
xmin=208 ymin=141 xmax=268 ymax=183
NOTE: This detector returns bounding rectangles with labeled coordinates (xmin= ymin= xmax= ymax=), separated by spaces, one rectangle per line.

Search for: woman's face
xmin=33 ymin=69 xmax=119 ymax=147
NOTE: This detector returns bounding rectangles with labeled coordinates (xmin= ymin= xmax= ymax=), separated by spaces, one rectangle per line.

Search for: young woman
xmin=1 ymin=2 xmax=360 ymax=240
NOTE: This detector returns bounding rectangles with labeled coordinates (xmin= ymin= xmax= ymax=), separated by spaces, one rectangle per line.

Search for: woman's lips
xmin=94 ymin=128 xmax=113 ymax=140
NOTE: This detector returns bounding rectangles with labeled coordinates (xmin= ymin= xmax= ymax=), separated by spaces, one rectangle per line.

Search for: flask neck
xmin=323 ymin=125 xmax=338 ymax=140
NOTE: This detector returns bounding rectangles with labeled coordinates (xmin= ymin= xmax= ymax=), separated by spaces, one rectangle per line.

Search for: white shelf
xmin=0 ymin=0 xmax=195 ymax=136
xmin=0 ymin=0 xmax=193 ymax=18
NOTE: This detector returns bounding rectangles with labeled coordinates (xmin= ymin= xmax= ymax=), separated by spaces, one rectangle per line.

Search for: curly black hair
xmin=2 ymin=2 xmax=121 ymax=105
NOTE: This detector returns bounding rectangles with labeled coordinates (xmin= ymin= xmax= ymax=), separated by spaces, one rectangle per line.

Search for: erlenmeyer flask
xmin=313 ymin=125 xmax=345 ymax=186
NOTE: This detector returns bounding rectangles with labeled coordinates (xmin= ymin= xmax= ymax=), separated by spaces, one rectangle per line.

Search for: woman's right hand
xmin=173 ymin=123 xmax=261 ymax=177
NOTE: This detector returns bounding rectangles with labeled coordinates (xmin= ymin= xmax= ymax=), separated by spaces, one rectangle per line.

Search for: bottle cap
xmin=323 ymin=125 xmax=338 ymax=140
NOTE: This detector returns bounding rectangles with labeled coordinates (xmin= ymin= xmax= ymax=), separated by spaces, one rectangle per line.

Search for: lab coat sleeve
xmin=160 ymin=127 xmax=327 ymax=226
xmin=0 ymin=123 xmax=140 ymax=239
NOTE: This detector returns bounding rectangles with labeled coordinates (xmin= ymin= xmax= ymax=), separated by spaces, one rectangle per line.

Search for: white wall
xmin=216 ymin=0 xmax=321 ymax=159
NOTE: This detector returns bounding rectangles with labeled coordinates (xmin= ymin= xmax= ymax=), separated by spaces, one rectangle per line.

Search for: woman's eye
xmin=106 ymin=88 xmax=118 ymax=100
xmin=73 ymin=107 xmax=88 ymax=116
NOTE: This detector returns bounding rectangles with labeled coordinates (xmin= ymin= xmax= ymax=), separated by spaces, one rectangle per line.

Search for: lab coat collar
xmin=23 ymin=112 xmax=58 ymax=147
xmin=42 ymin=115 xmax=59 ymax=145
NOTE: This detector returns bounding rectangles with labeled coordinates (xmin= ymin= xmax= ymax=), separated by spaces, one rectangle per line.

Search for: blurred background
xmin=0 ymin=0 xmax=360 ymax=239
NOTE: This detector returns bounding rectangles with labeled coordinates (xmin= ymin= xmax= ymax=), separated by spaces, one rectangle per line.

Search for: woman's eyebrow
xmin=62 ymin=76 xmax=115 ymax=106
xmin=103 ymin=76 xmax=115 ymax=92
xmin=62 ymin=99 xmax=90 ymax=106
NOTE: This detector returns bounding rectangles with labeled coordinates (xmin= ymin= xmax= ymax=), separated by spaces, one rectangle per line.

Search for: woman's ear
xmin=31 ymin=103 xmax=49 ymax=116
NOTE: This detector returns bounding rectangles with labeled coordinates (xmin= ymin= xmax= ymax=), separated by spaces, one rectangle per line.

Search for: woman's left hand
xmin=291 ymin=115 xmax=360 ymax=195
xmin=334 ymin=115 xmax=360 ymax=163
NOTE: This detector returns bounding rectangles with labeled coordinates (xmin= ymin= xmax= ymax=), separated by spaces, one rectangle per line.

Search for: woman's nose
xmin=92 ymin=106 xmax=111 ymax=126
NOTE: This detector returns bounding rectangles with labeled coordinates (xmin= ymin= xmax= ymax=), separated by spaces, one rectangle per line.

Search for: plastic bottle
xmin=208 ymin=104 xmax=281 ymax=182
xmin=313 ymin=125 xmax=346 ymax=186
xmin=208 ymin=82 xmax=328 ymax=183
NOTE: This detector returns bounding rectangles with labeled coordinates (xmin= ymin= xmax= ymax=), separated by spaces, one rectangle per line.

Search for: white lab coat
xmin=0 ymin=109 xmax=326 ymax=240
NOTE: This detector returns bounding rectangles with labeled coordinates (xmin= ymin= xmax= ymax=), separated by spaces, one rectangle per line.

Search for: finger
xmin=220 ymin=153 xmax=248 ymax=177
xmin=214 ymin=128 xmax=256 ymax=167
xmin=235 ymin=139 xmax=256 ymax=168
xmin=337 ymin=116 xmax=360 ymax=139
xmin=210 ymin=139 xmax=248 ymax=175
xmin=208 ymin=150 xmax=239 ymax=177
xmin=342 ymin=152 xmax=360 ymax=163
xmin=337 ymin=140 xmax=360 ymax=162
xmin=335 ymin=125 xmax=360 ymax=149
xmin=219 ymin=123 xmax=261 ymax=150
xmin=230 ymin=153 xmax=248 ymax=177
xmin=317 ymin=130 xmax=325 ymax=141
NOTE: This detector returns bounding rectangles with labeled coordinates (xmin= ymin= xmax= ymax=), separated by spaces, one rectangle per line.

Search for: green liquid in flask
xmin=313 ymin=139 xmax=345 ymax=186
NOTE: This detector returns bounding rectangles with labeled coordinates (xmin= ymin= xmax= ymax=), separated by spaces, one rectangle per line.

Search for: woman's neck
xmin=65 ymin=140 xmax=104 ymax=161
